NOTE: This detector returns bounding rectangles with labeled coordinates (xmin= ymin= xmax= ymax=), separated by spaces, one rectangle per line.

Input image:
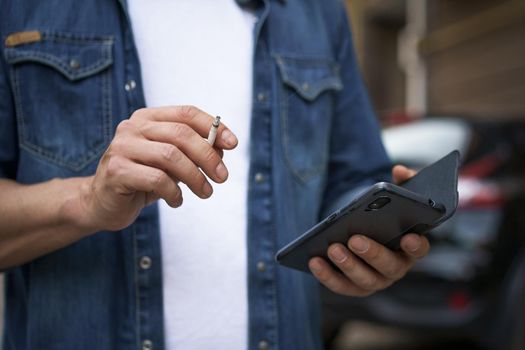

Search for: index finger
xmin=346 ymin=235 xmax=412 ymax=280
xmin=134 ymin=105 xmax=238 ymax=150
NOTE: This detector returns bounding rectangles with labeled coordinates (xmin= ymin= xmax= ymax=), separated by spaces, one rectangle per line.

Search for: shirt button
xmin=139 ymin=256 xmax=152 ymax=270
xmin=257 ymin=261 xmax=266 ymax=272
xmin=257 ymin=92 xmax=266 ymax=102
xmin=69 ymin=59 xmax=80 ymax=69
xmin=301 ymin=83 xmax=310 ymax=92
xmin=142 ymin=340 xmax=153 ymax=350
xmin=259 ymin=340 xmax=269 ymax=350
xmin=254 ymin=173 xmax=265 ymax=183
xmin=125 ymin=79 xmax=137 ymax=91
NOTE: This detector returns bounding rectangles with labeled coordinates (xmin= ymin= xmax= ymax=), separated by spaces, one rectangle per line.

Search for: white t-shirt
xmin=128 ymin=1 xmax=256 ymax=349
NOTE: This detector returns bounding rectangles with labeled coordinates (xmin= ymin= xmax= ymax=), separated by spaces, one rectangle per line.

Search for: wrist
xmin=58 ymin=176 xmax=101 ymax=238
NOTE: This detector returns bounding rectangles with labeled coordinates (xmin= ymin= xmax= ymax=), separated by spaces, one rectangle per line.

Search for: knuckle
xmin=175 ymin=105 xmax=199 ymax=124
xmin=151 ymin=170 xmax=167 ymax=188
xmin=315 ymin=269 xmax=331 ymax=283
xmin=160 ymin=144 xmax=178 ymax=162
xmin=180 ymin=165 xmax=205 ymax=192
xmin=383 ymin=265 xmax=403 ymax=280
xmin=130 ymin=108 xmax=148 ymax=120
xmin=202 ymin=147 xmax=219 ymax=164
xmin=109 ymin=138 xmax=126 ymax=155
xmin=179 ymin=105 xmax=199 ymax=119
xmin=193 ymin=171 xmax=207 ymax=189
xmin=359 ymin=275 xmax=378 ymax=291
xmin=137 ymin=120 xmax=153 ymax=135
xmin=106 ymin=156 xmax=125 ymax=178
xmin=339 ymin=256 xmax=356 ymax=270
xmin=366 ymin=245 xmax=381 ymax=261
xmin=172 ymin=123 xmax=191 ymax=139
xmin=115 ymin=119 xmax=132 ymax=134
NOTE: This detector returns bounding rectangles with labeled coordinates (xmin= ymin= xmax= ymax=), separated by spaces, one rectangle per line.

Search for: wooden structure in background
xmin=424 ymin=0 xmax=525 ymax=118
xmin=346 ymin=0 xmax=525 ymax=119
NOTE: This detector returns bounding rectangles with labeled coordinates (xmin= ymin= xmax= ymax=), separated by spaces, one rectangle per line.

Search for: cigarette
xmin=207 ymin=116 xmax=221 ymax=145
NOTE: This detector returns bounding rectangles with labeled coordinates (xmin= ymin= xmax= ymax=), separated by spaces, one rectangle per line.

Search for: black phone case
xmin=275 ymin=150 xmax=460 ymax=273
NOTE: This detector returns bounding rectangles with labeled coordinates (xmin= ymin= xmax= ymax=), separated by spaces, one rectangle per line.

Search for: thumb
xmin=392 ymin=165 xmax=417 ymax=185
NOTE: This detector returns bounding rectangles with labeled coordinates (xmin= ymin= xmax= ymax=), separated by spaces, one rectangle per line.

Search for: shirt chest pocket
xmin=5 ymin=31 xmax=114 ymax=172
xmin=275 ymin=55 xmax=343 ymax=183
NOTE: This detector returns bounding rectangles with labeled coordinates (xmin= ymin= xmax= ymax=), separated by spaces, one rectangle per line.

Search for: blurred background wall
xmin=346 ymin=0 xmax=525 ymax=119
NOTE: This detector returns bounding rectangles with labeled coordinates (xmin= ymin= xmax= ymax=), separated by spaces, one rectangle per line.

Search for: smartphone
xmin=275 ymin=182 xmax=446 ymax=273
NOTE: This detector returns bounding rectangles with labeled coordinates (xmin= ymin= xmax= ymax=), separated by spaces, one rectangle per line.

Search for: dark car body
xmin=322 ymin=117 xmax=525 ymax=350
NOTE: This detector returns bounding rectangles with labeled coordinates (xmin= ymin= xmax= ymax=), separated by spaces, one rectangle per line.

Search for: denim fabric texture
xmin=0 ymin=0 xmax=391 ymax=349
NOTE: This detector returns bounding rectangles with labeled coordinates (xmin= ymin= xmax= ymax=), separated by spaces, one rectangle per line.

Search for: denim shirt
xmin=0 ymin=1 xmax=391 ymax=349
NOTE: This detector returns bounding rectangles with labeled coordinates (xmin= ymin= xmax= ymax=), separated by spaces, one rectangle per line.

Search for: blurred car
xmin=322 ymin=117 xmax=525 ymax=350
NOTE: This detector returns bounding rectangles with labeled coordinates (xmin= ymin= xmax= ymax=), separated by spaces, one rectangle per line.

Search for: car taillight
xmin=460 ymin=151 xmax=506 ymax=178
xmin=447 ymin=291 xmax=471 ymax=310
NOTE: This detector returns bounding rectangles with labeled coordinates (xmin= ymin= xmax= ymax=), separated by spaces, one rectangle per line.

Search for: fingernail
xmin=202 ymin=182 xmax=213 ymax=197
xmin=309 ymin=260 xmax=322 ymax=274
xmin=350 ymin=235 xmax=369 ymax=254
xmin=215 ymin=162 xmax=228 ymax=181
xmin=221 ymin=129 xmax=238 ymax=147
xmin=406 ymin=237 xmax=421 ymax=253
xmin=330 ymin=247 xmax=348 ymax=263
xmin=173 ymin=189 xmax=183 ymax=207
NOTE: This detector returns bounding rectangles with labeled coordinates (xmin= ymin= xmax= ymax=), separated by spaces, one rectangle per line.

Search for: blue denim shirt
xmin=0 ymin=0 xmax=391 ymax=349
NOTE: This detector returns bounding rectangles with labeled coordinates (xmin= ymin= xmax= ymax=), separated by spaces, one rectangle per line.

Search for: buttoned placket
xmin=246 ymin=1 xmax=279 ymax=349
xmin=117 ymin=1 xmax=166 ymax=349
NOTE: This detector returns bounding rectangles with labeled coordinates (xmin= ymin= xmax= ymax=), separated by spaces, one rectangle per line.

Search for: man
xmin=0 ymin=0 xmax=429 ymax=349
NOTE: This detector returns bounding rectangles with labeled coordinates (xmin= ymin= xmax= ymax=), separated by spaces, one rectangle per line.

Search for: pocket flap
xmin=4 ymin=31 xmax=113 ymax=81
xmin=274 ymin=54 xmax=343 ymax=101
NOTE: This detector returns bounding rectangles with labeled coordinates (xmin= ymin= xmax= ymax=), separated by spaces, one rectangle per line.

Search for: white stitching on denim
xmin=10 ymin=62 xmax=112 ymax=171
xmin=273 ymin=54 xmax=342 ymax=101
xmin=10 ymin=68 xmax=26 ymax=150
xmin=280 ymin=83 xmax=329 ymax=184
xmin=42 ymin=31 xmax=114 ymax=44
xmin=5 ymin=34 xmax=114 ymax=171
xmin=6 ymin=46 xmax=113 ymax=81
xmin=101 ymin=58 xmax=112 ymax=152
xmin=274 ymin=55 xmax=339 ymax=183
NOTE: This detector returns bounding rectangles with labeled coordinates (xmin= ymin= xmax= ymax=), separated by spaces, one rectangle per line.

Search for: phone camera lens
xmin=368 ymin=196 xmax=391 ymax=210
xmin=369 ymin=202 xmax=381 ymax=210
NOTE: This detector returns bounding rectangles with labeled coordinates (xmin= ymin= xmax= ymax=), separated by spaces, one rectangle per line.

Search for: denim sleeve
xmin=320 ymin=3 xmax=392 ymax=217
xmin=0 ymin=43 xmax=19 ymax=179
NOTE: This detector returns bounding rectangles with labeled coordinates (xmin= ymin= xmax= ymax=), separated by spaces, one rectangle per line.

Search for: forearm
xmin=0 ymin=177 xmax=94 ymax=270
xmin=0 ymin=106 xmax=238 ymax=270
